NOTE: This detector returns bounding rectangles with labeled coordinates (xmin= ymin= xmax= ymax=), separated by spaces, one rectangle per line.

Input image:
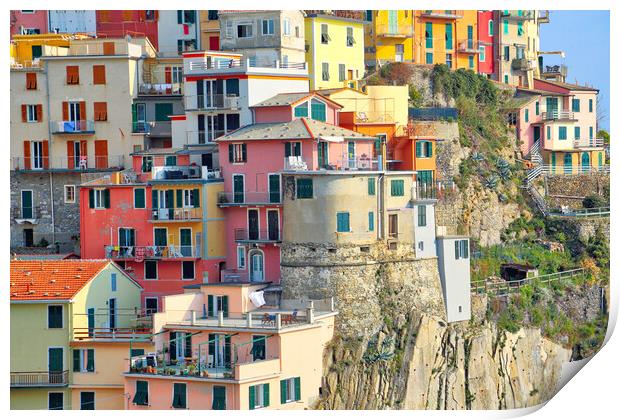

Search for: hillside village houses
xmin=9 ymin=9 xmax=605 ymax=410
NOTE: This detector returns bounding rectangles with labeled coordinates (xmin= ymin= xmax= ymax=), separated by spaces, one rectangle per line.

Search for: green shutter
xmin=88 ymin=189 xmax=94 ymax=208
xmin=103 ymin=189 xmax=111 ymax=208
xmin=172 ymin=383 xmax=186 ymax=408
xmin=425 ymin=23 xmax=433 ymax=48
xmin=176 ymin=189 xmax=183 ymax=207
xmin=280 ymin=380 xmax=287 ymax=404
xmin=445 ymin=23 xmax=452 ymax=49
xmin=87 ymin=349 xmax=94 ymax=371
xmin=391 ymin=180 xmax=404 ymax=196
xmin=131 ymin=103 xmax=137 ymax=123
xmin=415 ymin=141 xmax=422 ymax=157
xmin=166 ymin=190 xmax=174 ymax=208
xmin=294 ymin=377 xmax=301 ymax=401
xmin=222 ymin=296 xmax=229 ymax=317
xmin=249 ymin=385 xmax=255 ymax=410
xmin=134 ymin=188 xmax=145 ymax=209
xmin=368 ymin=177 xmax=375 ymax=195
xmin=228 ymin=144 xmax=234 ymax=162
xmin=208 ymin=334 xmax=215 ymax=361
xmin=336 ymin=212 xmax=350 ymax=232
xmin=428 ymin=142 xmax=433 ymax=157
xmin=177 ymin=10 xmax=183 ymax=24
xmin=296 ymin=179 xmax=313 ymax=199
xmin=241 ymin=143 xmax=247 ymax=161
xmin=185 ymin=334 xmax=192 ymax=358
xmin=455 ymin=241 xmax=459 ymax=259
xmin=264 ymin=383 xmax=270 ymax=407
xmin=73 ymin=349 xmax=81 ymax=372
xmin=284 ymin=142 xmax=291 ymax=157
xmin=192 ymin=189 xmax=200 ymax=208
xmin=207 ymin=295 xmax=214 ymax=316
xmin=152 ymin=190 xmax=158 ymax=208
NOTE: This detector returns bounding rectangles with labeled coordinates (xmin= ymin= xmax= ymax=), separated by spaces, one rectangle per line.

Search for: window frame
xmin=296 ymin=178 xmax=313 ymax=199
xmin=144 ymin=260 xmax=158 ymax=280
xmin=47 ymin=305 xmax=64 ymax=329
xmin=261 ymin=19 xmax=275 ymax=36
xmin=64 ymin=185 xmax=76 ymax=203
xmin=237 ymin=23 xmax=253 ymax=38
xmin=73 ymin=348 xmax=95 ymax=373
xmin=48 ymin=392 xmax=64 ymax=410
xmin=133 ymin=187 xmax=146 ymax=209
xmin=418 ymin=205 xmax=427 ymax=227
xmin=26 ymin=104 xmax=38 ymax=122
xmin=172 ymin=382 xmax=187 ymax=409
xmin=181 ymin=261 xmax=195 ymax=280
xmin=237 ymin=245 xmax=246 ymax=269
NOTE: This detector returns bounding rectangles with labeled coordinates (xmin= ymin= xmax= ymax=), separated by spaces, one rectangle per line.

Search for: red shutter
xmin=79 ymin=101 xmax=86 ymax=121
xmin=95 ymin=140 xmax=108 ymax=169
xmin=165 ymin=67 xmax=172 ymax=83
xmin=36 ymin=104 xmax=43 ymax=122
xmin=80 ymin=140 xmax=88 ymax=161
xmin=21 ymin=105 xmax=27 ymax=122
xmin=67 ymin=141 xmax=75 ymax=169
xmin=62 ymin=102 xmax=69 ymax=121
xmin=23 ymin=141 xmax=31 ymax=170
xmin=42 ymin=140 xmax=49 ymax=169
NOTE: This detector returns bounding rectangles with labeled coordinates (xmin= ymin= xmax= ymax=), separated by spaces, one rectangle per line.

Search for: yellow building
xmin=364 ymin=10 xmax=415 ymax=66
xmin=414 ymin=10 xmax=464 ymax=69
xmin=199 ymin=10 xmax=221 ymax=51
xmin=304 ymin=13 xmax=365 ymax=90
xmin=10 ymin=260 xmax=148 ymax=410
xmin=10 ymin=33 xmax=90 ymax=68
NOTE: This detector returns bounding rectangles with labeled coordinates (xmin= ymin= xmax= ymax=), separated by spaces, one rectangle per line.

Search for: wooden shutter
xmin=241 ymin=144 xmax=247 ymax=161
xmin=177 ymin=10 xmax=183 ymax=23
xmin=169 ymin=332 xmax=177 ymax=360
xmin=21 ymin=105 xmax=27 ymax=122
xmin=103 ymin=189 xmax=111 ymax=208
xmin=264 ymin=383 xmax=270 ymax=407
xmin=80 ymin=140 xmax=88 ymax=161
xmin=192 ymin=189 xmax=199 ymax=208
xmin=23 ymin=141 xmax=31 ymax=170
xmin=184 ymin=334 xmax=192 ymax=358
xmin=152 ymin=190 xmax=158 ymax=208
xmin=94 ymin=140 xmax=108 ymax=169
xmin=94 ymin=102 xmax=107 ymax=121
xmin=134 ymin=188 xmax=145 ymax=208
xmin=88 ymin=189 xmax=95 ymax=208
xmin=415 ymin=141 xmax=422 ymax=157
xmin=294 ymin=377 xmax=301 ymax=401
xmin=36 ymin=104 xmax=43 ymax=121
xmin=26 ymin=72 xmax=37 ymax=89
xmin=67 ymin=141 xmax=75 ymax=169
xmin=222 ymin=296 xmax=229 ymax=317
xmin=208 ymin=334 xmax=215 ymax=365
xmin=73 ymin=349 xmax=81 ymax=372
xmin=42 ymin=140 xmax=49 ymax=169
xmin=280 ymin=380 xmax=287 ymax=404
xmin=79 ymin=101 xmax=86 ymax=120
xmin=228 ymin=144 xmax=234 ymax=162
xmin=176 ymin=189 xmax=183 ymax=207
xmin=93 ymin=65 xmax=106 ymax=84
xmin=165 ymin=67 xmax=172 ymax=83
xmin=284 ymin=142 xmax=291 ymax=157
xmin=66 ymin=66 xmax=79 ymax=84
xmin=103 ymin=42 xmax=115 ymax=55
xmin=207 ymin=295 xmax=214 ymax=317
xmin=427 ymin=142 xmax=433 ymax=157
xmin=249 ymin=385 xmax=255 ymax=409
xmin=62 ymin=102 xmax=69 ymax=121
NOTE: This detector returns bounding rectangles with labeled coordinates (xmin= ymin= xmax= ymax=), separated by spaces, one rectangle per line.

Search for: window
xmin=141 ymin=156 xmax=153 ymax=172
xmin=237 ymin=23 xmax=253 ymax=38
xmin=339 ymin=64 xmax=346 ymax=82
xmin=589 ymin=99 xmax=593 ymax=112
xmin=92 ymin=65 xmax=106 ymax=84
xmin=133 ymin=381 xmax=149 ymax=406
xmin=589 ymin=126 xmax=594 ymax=139
xmin=132 ymin=188 xmax=145 ymax=209
xmin=321 ymin=24 xmax=330 ymax=44
xmin=454 ymin=239 xmax=469 ymax=259
xmin=284 ymin=141 xmax=302 ymax=157
xmin=418 ymin=205 xmax=427 ymax=227
xmin=572 ymin=99 xmax=580 ymax=112
xmin=66 ymin=66 xmax=79 ymax=84
xmin=73 ymin=349 xmax=95 ymax=373
xmin=574 ymin=127 xmax=581 ymax=140
xmin=48 ymin=305 xmax=63 ymax=328
xmin=64 ymin=185 xmax=76 ymax=203
xmin=80 ymin=392 xmax=95 ymax=410
xmin=416 ymin=140 xmax=433 ymax=158
xmin=179 ymin=10 xmax=196 ymax=24
xmin=89 ymin=189 xmax=110 ymax=209
xmin=237 ymin=246 xmax=246 ymax=269
xmin=172 ymin=383 xmax=187 ymax=409
xmin=503 ymin=19 xmax=508 ymax=34
xmin=293 ymin=101 xmax=308 ymax=118
xmin=111 ymin=273 xmax=117 ymax=291
xmin=182 ymin=261 xmax=195 ymax=280
xmin=280 ymin=377 xmax=301 ymax=403
xmin=426 ymin=52 xmax=433 ymax=65
xmin=368 ymin=211 xmax=374 ymax=231
xmin=249 ymin=383 xmax=270 ymax=409
xmin=228 ymin=143 xmax=247 ymax=163
xmin=445 ymin=23 xmax=453 ymax=49
xmin=94 ymin=102 xmax=107 ymax=121
xmin=368 ymin=177 xmax=376 ymax=195
xmin=283 ymin=18 xmax=291 ymax=35
xmin=346 ymin=27 xmax=355 ymax=46
xmin=336 ymin=212 xmax=350 ymax=232
xmin=391 ymin=180 xmax=405 ymax=196
xmin=504 ymin=74 xmax=509 ymax=84
xmin=503 ymin=46 xmax=510 ymax=61
xmin=535 ymin=102 xmax=540 ymax=115
xmin=425 ymin=23 xmax=433 ymax=48
xmin=182 ymin=188 xmax=199 ymax=208
xmin=321 ymin=62 xmax=329 ymax=81
xmin=547 ymin=125 xmax=551 ymax=140
xmin=208 ymin=10 xmax=219 ymax=20
xmin=479 ymin=46 xmax=486 ymax=62
xmin=144 ymin=260 xmax=158 ymax=280
xmin=311 ymin=99 xmax=327 ymax=122
xmin=26 ymin=72 xmax=37 ymax=89
xmin=261 ymin=19 xmax=274 ymax=35
xmin=212 ymin=386 xmax=226 ymax=410
xmin=524 ymin=109 xmax=529 ymax=123
xmin=559 ymin=126 xmax=567 ymax=140
xmin=49 ymin=392 xmax=63 ymax=410
xmin=296 ymin=178 xmax=313 ymax=199
xmin=488 ymin=20 xmax=494 ymax=36
xmin=251 ymin=335 xmax=266 ymax=361
xmin=517 ymin=22 xmax=524 ymax=36
xmin=25 ymin=104 xmax=38 ymax=122
xmin=468 ymin=55 xmax=474 ymax=69
xmin=418 ymin=241 xmax=424 ymax=251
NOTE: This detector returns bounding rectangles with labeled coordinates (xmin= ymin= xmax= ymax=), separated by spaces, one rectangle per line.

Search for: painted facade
xmin=199 ymin=10 xmax=221 ymax=51
xmin=157 ymin=10 xmax=201 ymax=57
xmin=477 ymin=11 xmax=495 ymax=77
xmin=364 ymin=10 xmax=415 ymax=66
xmin=436 ymin=236 xmax=472 ymax=322
xmin=48 ymin=10 xmax=96 ymax=35
xmin=95 ymin=10 xmax=160 ymax=49
xmin=10 ymin=10 xmax=48 ymax=36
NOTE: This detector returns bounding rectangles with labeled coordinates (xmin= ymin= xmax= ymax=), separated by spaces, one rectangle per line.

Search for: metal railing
xmin=333 ymin=158 xmax=380 ymax=171
xmin=420 ymin=10 xmax=463 ymax=19
xmin=283 ymin=156 xmax=309 ymax=171
xmin=573 ymin=138 xmax=604 ymax=148
xmin=234 ymin=228 xmax=281 ymax=242
xmin=50 ymin=120 xmax=95 ymax=133
xmin=150 ymin=165 xmax=221 ymax=181
xmin=73 ymin=327 xmax=152 ymax=341
xmin=148 ymin=207 xmax=202 ymax=221
xmin=413 ymin=180 xmax=458 ymax=201
xmin=548 ymin=206 xmax=610 ymax=218
xmin=533 ymin=164 xmax=610 ymax=176
xmin=352 ymin=110 xmax=394 ymax=124
xmin=218 ymin=191 xmax=281 ymax=206
xmin=11 ymin=58 xmax=43 ymax=69
xmin=132 ymin=120 xmax=172 ymax=136
xmin=221 ymin=269 xmax=250 ymax=283
xmin=185 ymin=130 xmax=226 ymax=144
xmin=11 ymin=155 xmax=124 ymax=171
xmin=188 ymin=58 xmax=306 ymax=72
xmin=471 ymin=268 xmax=585 ymax=296
xmin=374 ymin=24 xmax=413 ymax=37
xmin=541 ymin=64 xmax=567 ymax=78
xmin=11 ymin=370 xmax=69 ymax=387
xmin=104 ymin=245 xmax=201 ymax=259
xmin=541 ymin=111 xmax=575 ymax=120
xmin=457 ymin=40 xmax=482 ymax=52
xmin=138 ymin=82 xmax=182 ymax=95
xmin=511 ymin=58 xmax=535 ymax=71
xmin=11 ymin=206 xmax=41 ymax=220
xmin=184 ymin=94 xmax=239 ymax=111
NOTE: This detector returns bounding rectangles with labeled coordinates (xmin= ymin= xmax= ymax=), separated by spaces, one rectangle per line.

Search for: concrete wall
xmin=158 ymin=10 xmax=200 ymax=57
xmin=413 ymin=201 xmax=437 ymax=258
xmin=436 ymin=237 xmax=471 ymax=322
xmin=48 ymin=10 xmax=96 ymax=34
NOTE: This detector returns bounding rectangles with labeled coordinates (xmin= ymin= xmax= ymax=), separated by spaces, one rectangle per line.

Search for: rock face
xmin=317 ymin=313 xmax=572 ymax=410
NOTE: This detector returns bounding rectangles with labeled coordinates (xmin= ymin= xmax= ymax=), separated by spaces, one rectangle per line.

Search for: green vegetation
xmin=582 ymin=194 xmax=607 ymax=208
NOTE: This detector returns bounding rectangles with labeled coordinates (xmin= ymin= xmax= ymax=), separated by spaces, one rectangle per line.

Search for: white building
xmin=413 ymin=199 xmax=437 ymax=259
xmin=48 ymin=10 xmax=96 ymax=35
xmin=157 ymin=10 xmax=201 ymax=57
xmin=436 ymin=235 xmax=471 ymax=323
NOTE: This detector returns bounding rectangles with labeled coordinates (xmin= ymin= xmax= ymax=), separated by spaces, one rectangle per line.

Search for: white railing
xmin=184 ymin=94 xmax=239 ymax=111
xmin=283 ymin=156 xmax=308 ymax=171
xmin=138 ymin=82 xmax=182 ymax=95
xmin=151 ymin=165 xmax=221 ymax=181
xmin=573 ymin=138 xmax=604 ymax=148
xmin=12 ymin=155 xmax=124 ymax=171
xmin=187 ymin=58 xmax=307 ymax=73
xmin=541 ymin=111 xmax=575 ymax=120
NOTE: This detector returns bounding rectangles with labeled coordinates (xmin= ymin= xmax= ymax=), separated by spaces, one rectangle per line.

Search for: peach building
xmin=123 ymin=283 xmax=336 ymax=410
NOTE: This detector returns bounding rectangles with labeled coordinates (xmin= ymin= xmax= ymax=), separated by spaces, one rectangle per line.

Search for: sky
xmin=539 ymin=10 xmax=610 ymax=131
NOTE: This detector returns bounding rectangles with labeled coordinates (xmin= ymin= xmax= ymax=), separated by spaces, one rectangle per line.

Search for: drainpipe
xmin=44 ymin=59 xmax=56 ymax=246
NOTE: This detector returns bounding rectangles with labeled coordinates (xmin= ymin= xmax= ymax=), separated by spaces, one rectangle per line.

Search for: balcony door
xmin=21 ymin=190 xmax=33 ymax=219
xmin=48 ymin=347 xmax=63 ymax=383
xmin=31 ymin=141 xmax=44 ymax=170
xmin=180 ymin=228 xmax=192 ymax=257
xmin=208 ymin=333 xmax=231 ymax=368
xmin=68 ymin=102 xmax=81 ymax=123
xmin=108 ymin=298 xmax=117 ymax=329
xmin=267 ymin=210 xmax=279 ymax=241
xmin=318 ymin=141 xmax=329 ymax=168
xmin=197 ymin=79 xmax=223 ymax=109
xmin=249 ymin=250 xmax=264 ymax=282
xmin=233 ymin=175 xmax=244 ymax=203
xmin=248 ymin=209 xmax=259 ymax=240
xmin=546 ymin=97 xmax=558 ymax=117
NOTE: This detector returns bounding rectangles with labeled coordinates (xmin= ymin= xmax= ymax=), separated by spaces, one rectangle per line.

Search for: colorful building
xmin=95 ymin=10 xmax=160 ymax=49
xmin=363 ymin=10 xmax=415 ymax=66
xmin=477 ymin=10 xmax=495 ymax=77
xmin=304 ymin=13 xmax=365 ymax=90
xmin=123 ymin=283 xmax=337 ymax=410
xmin=10 ymin=10 xmax=48 ymax=36
xmin=79 ymin=152 xmax=226 ymax=308
xmin=10 ymin=260 xmax=148 ymax=410
xmin=47 ymin=10 xmax=97 ymax=35
xmin=157 ymin=10 xmax=201 ymax=56
xmin=199 ymin=10 xmax=221 ymax=51
xmin=414 ymin=10 xmax=464 ymax=68
xmin=10 ymin=33 xmax=89 ymax=68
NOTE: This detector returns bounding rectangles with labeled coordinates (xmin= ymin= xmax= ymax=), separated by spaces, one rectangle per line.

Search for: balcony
xmin=132 ymin=121 xmax=172 ymax=137
xmin=184 ymin=94 xmax=240 ymax=111
xmin=11 ymin=371 xmax=69 ymax=388
xmin=511 ymin=58 xmax=536 ymax=71
xmin=234 ymin=228 xmax=281 ymax=243
xmin=574 ymin=138 xmax=604 ymax=149
xmin=420 ymin=10 xmax=463 ymax=19
xmin=138 ymin=82 xmax=182 ymax=96
xmin=457 ymin=40 xmax=482 ymax=53
xmin=11 ymin=155 xmax=125 ymax=172
xmin=413 ymin=180 xmax=459 ymax=202
xmin=185 ymin=130 xmax=227 ymax=145
xmin=541 ymin=111 xmax=575 ymax=121
xmin=501 ymin=10 xmax=535 ymax=20
xmin=539 ymin=10 xmax=550 ymax=23
xmin=375 ymin=24 xmax=413 ymax=38
xmin=221 ymin=269 xmax=250 ymax=283
xmin=150 ymin=165 xmax=221 ymax=181
xmin=104 ymin=245 xmax=201 ymax=260
xmin=217 ymin=191 xmax=281 ymax=207
xmin=148 ymin=207 xmax=202 ymax=222
xmin=50 ymin=120 xmax=95 ymax=134
xmin=11 ymin=206 xmax=41 ymax=222
xmin=185 ymin=57 xmax=308 ymax=78
xmin=73 ymin=327 xmax=152 ymax=342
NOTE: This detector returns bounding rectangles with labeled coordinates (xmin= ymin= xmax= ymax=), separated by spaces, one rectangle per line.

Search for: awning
xmin=318 ymin=135 xmax=344 ymax=143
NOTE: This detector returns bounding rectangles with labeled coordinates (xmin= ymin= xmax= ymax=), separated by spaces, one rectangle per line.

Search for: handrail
xmin=471 ymin=268 xmax=585 ymax=296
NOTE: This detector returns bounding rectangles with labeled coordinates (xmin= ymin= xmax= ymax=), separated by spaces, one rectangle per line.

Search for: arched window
xmin=248 ymin=249 xmax=265 ymax=282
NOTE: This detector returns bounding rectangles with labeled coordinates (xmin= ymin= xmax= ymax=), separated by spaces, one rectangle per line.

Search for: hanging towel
xmin=183 ymin=24 xmax=189 ymax=35
xmin=249 ymin=291 xmax=266 ymax=307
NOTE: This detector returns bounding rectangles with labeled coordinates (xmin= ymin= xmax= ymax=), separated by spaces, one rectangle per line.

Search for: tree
xmin=596 ymin=94 xmax=608 ymax=131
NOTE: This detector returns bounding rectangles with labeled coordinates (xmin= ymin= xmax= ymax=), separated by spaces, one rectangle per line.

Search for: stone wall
xmin=544 ymin=173 xmax=609 ymax=209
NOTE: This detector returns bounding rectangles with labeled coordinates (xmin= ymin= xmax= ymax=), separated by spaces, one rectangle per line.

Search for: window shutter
xmin=36 ymin=104 xmax=43 ymax=121
xmin=284 ymin=142 xmax=291 ymax=157
xmin=87 ymin=349 xmax=95 ymax=371
xmin=73 ymin=349 xmax=81 ymax=372
xmin=66 ymin=141 xmax=75 ymax=169
xmin=152 ymin=190 xmax=158 ymax=208
xmin=26 ymin=72 xmax=37 ymax=89
xmin=249 ymin=385 xmax=255 ymax=410
xmin=80 ymin=101 xmax=86 ymax=120
xmin=454 ymin=241 xmax=460 ymax=259
xmin=62 ymin=102 xmax=69 ymax=121
xmin=131 ymin=103 xmax=137 ymax=123
xmin=294 ymin=377 xmax=301 ymax=401
xmin=192 ymin=189 xmax=200 ymax=208
xmin=21 ymin=105 xmax=27 ymax=122
xmin=23 ymin=141 xmax=31 ymax=170
xmin=241 ymin=144 xmax=247 ymax=161
xmin=280 ymin=380 xmax=287 ymax=404
xmin=169 ymin=332 xmax=177 ymax=359
xmin=89 ymin=189 xmax=95 ymax=208
xmin=185 ymin=334 xmax=192 ymax=358
xmin=427 ymin=142 xmax=433 ymax=157
xmin=207 ymin=295 xmax=214 ymax=316
xmin=228 ymin=144 xmax=234 ymax=162
xmin=264 ymin=384 xmax=270 ymax=407
xmin=368 ymin=178 xmax=375 ymax=195
xmin=222 ymin=296 xmax=229 ymax=317
xmin=368 ymin=212 xmax=374 ymax=231
xmin=177 ymin=10 xmax=183 ymax=23
xmin=134 ymin=189 xmax=145 ymax=208
xmin=415 ymin=141 xmax=422 ymax=157
xmin=176 ymin=189 xmax=183 ymax=207
xmin=42 ymin=140 xmax=49 ymax=169
xmin=93 ymin=65 xmax=106 ymax=84
xmin=208 ymin=334 xmax=215 ymax=361
xmin=103 ymin=189 xmax=111 ymax=208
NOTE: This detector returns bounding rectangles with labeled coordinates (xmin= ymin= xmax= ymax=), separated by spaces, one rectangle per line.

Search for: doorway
xmin=249 ymin=250 xmax=265 ymax=282
xmin=248 ymin=209 xmax=259 ymax=240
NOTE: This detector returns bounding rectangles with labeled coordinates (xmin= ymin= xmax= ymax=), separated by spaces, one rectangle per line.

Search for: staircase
xmin=527 ymin=184 xmax=549 ymax=217
xmin=525 ymin=141 xmax=543 ymax=186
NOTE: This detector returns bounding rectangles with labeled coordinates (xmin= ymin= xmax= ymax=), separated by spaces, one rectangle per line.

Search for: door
xmin=87 ymin=308 xmax=95 ymax=337
xmin=387 ymin=10 xmax=397 ymax=34
xmin=581 ymin=152 xmax=590 ymax=173
xmin=467 ymin=25 xmax=473 ymax=49
xmin=180 ymin=228 xmax=192 ymax=257
xmin=249 ymin=251 xmax=264 ymax=282
xmin=134 ymin=103 xmax=146 ymax=132
xmin=269 ymin=174 xmax=280 ymax=203
xmin=248 ymin=209 xmax=259 ymax=240
xmin=145 ymin=298 xmax=158 ymax=314
xmin=48 ymin=348 xmax=63 ymax=383
xmin=209 ymin=35 xmax=220 ymax=51
xmin=212 ymin=385 xmax=226 ymax=410
xmin=267 ymin=210 xmax=279 ymax=241
xmin=209 ymin=334 xmax=230 ymax=368
xmin=348 ymin=141 xmax=356 ymax=168
xmin=202 ymin=153 xmax=213 ymax=168
xmin=388 ymin=214 xmax=398 ymax=239
xmin=69 ymin=102 xmax=81 ymax=123
xmin=251 ymin=335 xmax=266 ymax=361
xmin=23 ymin=228 xmax=34 ymax=247
xmin=31 ymin=141 xmax=43 ymax=169
xmin=533 ymin=126 xmax=541 ymax=143
xmin=563 ymin=153 xmax=572 ymax=174
xmin=233 ymin=175 xmax=244 ymax=203
xmin=108 ymin=298 xmax=116 ymax=329
xmin=318 ymin=142 xmax=329 ymax=168
xmin=94 ymin=140 xmax=108 ymax=169
xmin=80 ymin=392 xmax=95 ymax=410
xmin=21 ymin=190 xmax=33 ymax=219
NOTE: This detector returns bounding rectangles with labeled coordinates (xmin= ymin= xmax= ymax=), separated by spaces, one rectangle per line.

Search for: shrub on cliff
xmin=582 ymin=194 xmax=607 ymax=208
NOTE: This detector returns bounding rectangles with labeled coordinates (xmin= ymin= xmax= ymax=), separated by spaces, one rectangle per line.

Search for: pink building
xmin=477 ymin=10 xmax=494 ymax=77
xmin=10 ymin=10 xmax=48 ymax=36
xmin=216 ymin=92 xmax=377 ymax=285
xmin=123 ymin=283 xmax=336 ymax=410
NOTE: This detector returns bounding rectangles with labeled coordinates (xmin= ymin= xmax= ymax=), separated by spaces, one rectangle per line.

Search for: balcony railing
xmin=327 ymin=158 xmax=379 ymax=171
xmin=538 ymin=10 xmax=550 ymax=23
xmin=352 ymin=110 xmax=394 ymax=124
xmin=11 ymin=370 xmax=69 ymax=387
xmin=221 ymin=269 xmax=250 ymax=283
xmin=73 ymin=327 xmax=152 ymax=341
xmin=218 ymin=191 xmax=281 ymax=206
xmin=511 ymin=58 xmax=535 ymax=71
xmin=132 ymin=121 xmax=172 ymax=136
xmin=11 ymin=206 xmax=41 ymax=220
xmin=457 ymin=40 xmax=482 ymax=53
xmin=420 ymin=10 xmax=463 ymax=19
xmin=11 ymin=155 xmax=124 ymax=171
xmin=184 ymin=94 xmax=240 ymax=111
xmin=541 ymin=111 xmax=575 ymax=121
xmin=104 ymin=245 xmax=201 ymax=259
xmin=573 ymin=138 xmax=605 ymax=148
xmin=408 ymin=107 xmax=458 ymax=121
xmin=151 ymin=165 xmax=221 ymax=181
xmin=375 ymin=24 xmax=413 ymax=37
xmin=185 ymin=130 xmax=227 ymax=144
xmin=501 ymin=10 xmax=535 ymax=20
xmin=541 ymin=64 xmax=567 ymax=78
xmin=413 ymin=180 xmax=459 ymax=202
xmin=234 ymin=228 xmax=281 ymax=243
xmin=50 ymin=120 xmax=95 ymax=134
xmin=148 ymin=207 xmax=202 ymax=222
xmin=187 ymin=58 xmax=307 ymax=72
xmin=138 ymin=82 xmax=182 ymax=96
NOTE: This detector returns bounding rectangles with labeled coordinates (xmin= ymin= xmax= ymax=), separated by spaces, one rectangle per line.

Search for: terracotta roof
xmin=10 ymin=260 xmax=111 ymax=301
xmin=252 ymin=92 xmax=343 ymax=109
xmin=534 ymin=78 xmax=599 ymax=92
